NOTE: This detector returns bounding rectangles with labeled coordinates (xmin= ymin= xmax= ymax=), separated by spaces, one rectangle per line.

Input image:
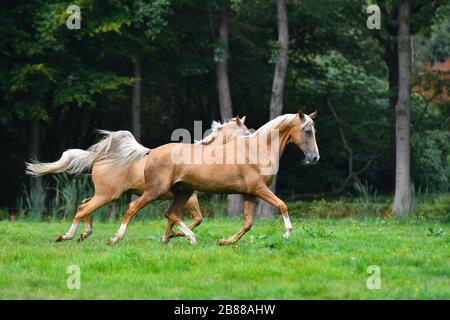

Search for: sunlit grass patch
xmin=0 ymin=217 xmax=448 ymax=299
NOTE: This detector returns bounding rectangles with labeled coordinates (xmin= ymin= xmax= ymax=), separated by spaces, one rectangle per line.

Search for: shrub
xmin=0 ymin=209 xmax=10 ymax=220
xmin=288 ymin=199 xmax=360 ymax=218
xmin=19 ymin=184 xmax=47 ymax=220
xmin=413 ymin=194 xmax=450 ymax=221
xmin=411 ymin=130 xmax=450 ymax=192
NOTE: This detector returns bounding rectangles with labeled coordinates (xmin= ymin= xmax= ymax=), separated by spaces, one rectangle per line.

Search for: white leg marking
xmin=65 ymin=223 xmax=79 ymax=239
xmin=108 ymin=223 xmax=128 ymax=246
xmin=116 ymin=223 xmax=127 ymax=239
xmin=178 ymin=222 xmax=196 ymax=244
xmin=283 ymin=216 xmax=293 ymax=230
xmin=84 ymin=223 xmax=93 ymax=233
xmin=282 ymin=216 xmax=292 ymax=239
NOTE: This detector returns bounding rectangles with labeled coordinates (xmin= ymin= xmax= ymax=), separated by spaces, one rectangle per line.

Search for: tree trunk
xmin=216 ymin=0 xmax=233 ymax=121
xmin=29 ymin=118 xmax=43 ymax=193
xmin=393 ymin=0 xmax=411 ymax=216
xmin=387 ymin=44 xmax=399 ymax=110
xmin=130 ymin=58 xmax=142 ymax=203
xmin=255 ymin=0 xmax=289 ymax=217
xmin=386 ymin=44 xmax=399 ymax=191
xmin=269 ymin=0 xmax=289 ymax=120
xmin=227 ymin=194 xmax=243 ymax=217
xmin=132 ymin=58 xmax=142 ymax=142
xmin=212 ymin=0 xmax=242 ymax=216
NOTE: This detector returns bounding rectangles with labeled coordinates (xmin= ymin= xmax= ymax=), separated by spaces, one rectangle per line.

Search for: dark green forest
xmin=1 ymin=0 xmax=449 ymax=216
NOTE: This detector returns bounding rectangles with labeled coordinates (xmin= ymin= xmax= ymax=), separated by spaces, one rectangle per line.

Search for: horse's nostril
xmin=313 ymin=156 xmax=319 ymax=163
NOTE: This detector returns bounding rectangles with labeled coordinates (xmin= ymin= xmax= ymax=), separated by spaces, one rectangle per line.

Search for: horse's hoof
xmin=162 ymin=240 xmax=172 ymax=246
xmin=106 ymin=237 xmax=117 ymax=246
xmin=283 ymin=229 xmax=292 ymax=239
xmin=77 ymin=232 xmax=89 ymax=242
xmin=187 ymin=236 xmax=197 ymax=245
xmin=55 ymin=235 xmax=65 ymax=242
xmin=217 ymin=237 xmax=226 ymax=246
xmin=167 ymin=231 xmax=177 ymax=239
xmin=161 ymin=236 xmax=171 ymax=245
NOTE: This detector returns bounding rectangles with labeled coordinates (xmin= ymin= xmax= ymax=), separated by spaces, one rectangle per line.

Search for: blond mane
xmin=247 ymin=113 xmax=314 ymax=139
xmin=195 ymin=118 xmax=237 ymax=145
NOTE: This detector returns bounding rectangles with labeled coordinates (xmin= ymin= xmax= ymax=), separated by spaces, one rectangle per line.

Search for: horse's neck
xmin=279 ymin=126 xmax=295 ymax=156
xmin=209 ymin=131 xmax=228 ymax=146
xmin=265 ymin=120 xmax=296 ymax=159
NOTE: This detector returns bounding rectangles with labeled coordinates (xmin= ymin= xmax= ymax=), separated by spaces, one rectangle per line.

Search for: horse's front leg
xmin=77 ymin=213 xmax=94 ymax=242
xmin=218 ymin=195 xmax=256 ymax=245
xmin=168 ymin=193 xmax=203 ymax=239
xmin=107 ymin=191 xmax=154 ymax=246
xmin=254 ymin=185 xmax=292 ymax=239
xmin=73 ymin=198 xmax=94 ymax=242
xmin=162 ymin=220 xmax=175 ymax=244
xmin=163 ymin=189 xmax=197 ymax=245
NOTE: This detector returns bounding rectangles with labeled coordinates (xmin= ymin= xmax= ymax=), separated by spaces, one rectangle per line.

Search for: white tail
xmin=25 ymin=130 xmax=150 ymax=176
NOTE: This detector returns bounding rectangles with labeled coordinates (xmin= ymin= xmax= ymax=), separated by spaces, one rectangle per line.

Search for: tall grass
xmin=411 ymin=183 xmax=449 ymax=221
xmin=20 ymin=174 xmax=127 ymax=222
xmin=209 ymin=194 xmax=228 ymax=217
xmin=50 ymin=174 xmax=94 ymax=221
xmin=353 ymin=180 xmax=379 ymax=216
xmin=19 ymin=184 xmax=47 ymax=220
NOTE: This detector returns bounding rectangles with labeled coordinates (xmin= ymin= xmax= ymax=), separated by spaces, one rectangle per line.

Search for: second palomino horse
xmin=106 ymin=111 xmax=319 ymax=246
xmin=26 ymin=117 xmax=249 ymax=243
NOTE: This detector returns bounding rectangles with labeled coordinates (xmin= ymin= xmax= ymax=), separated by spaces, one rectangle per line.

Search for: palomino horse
xmin=106 ymin=111 xmax=319 ymax=246
xmin=26 ymin=117 xmax=249 ymax=243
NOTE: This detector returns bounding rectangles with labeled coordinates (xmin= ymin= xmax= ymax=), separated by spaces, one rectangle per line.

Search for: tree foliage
xmin=0 ymin=0 xmax=449 ymax=208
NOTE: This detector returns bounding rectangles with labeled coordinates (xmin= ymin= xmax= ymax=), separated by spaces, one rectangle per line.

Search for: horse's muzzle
xmin=305 ymin=154 xmax=320 ymax=165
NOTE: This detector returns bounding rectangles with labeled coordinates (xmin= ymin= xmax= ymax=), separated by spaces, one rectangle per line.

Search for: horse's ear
xmin=309 ymin=110 xmax=318 ymax=119
xmin=236 ymin=117 xmax=242 ymax=126
xmin=298 ymin=110 xmax=305 ymax=121
xmin=241 ymin=115 xmax=246 ymax=124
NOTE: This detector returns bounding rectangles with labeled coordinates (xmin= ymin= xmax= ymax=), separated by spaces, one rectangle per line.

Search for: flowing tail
xmin=25 ymin=130 xmax=150 ymax=176
xmin=26 ymin=149 xmax=94 ymax=176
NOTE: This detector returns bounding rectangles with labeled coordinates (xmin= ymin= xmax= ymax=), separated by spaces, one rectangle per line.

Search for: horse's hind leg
xmin=162 ymin=220 xmax=175 ymax=244
xmin=163 ymin=189 xmax=197 ymax=245
xmin=218 ymin=195 xmax=256 ymax=246
xmin=77 ymin=212 xmax=94 ymax=242
xmin=107 ymin=191 xmax=155 ymax=246
xmin=55 ymin=195 xmax=111 ymax=242
xmin=168 ymin=193 xmax=203 ymax=239
xmin=69 ymin=197 xmax=94 ymax=242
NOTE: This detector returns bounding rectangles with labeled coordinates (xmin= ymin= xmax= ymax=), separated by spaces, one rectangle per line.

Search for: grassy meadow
xmin=0 ymin=217 xmax=448 ymax=299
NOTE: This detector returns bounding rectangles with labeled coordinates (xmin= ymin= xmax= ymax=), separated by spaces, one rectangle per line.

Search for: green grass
xmin=0 ymin=217 xmax=449 ymax=299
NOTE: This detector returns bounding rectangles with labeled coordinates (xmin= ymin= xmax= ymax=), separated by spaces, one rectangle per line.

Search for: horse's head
xmin=220 ymin=116 xmax=250 ymax=143
xmin=290 ymin=111 xmax=320 ymax=164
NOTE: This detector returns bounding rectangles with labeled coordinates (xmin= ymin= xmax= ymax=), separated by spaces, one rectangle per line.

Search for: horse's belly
xmin=180 ymin=166 xmax=247 ymax=194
